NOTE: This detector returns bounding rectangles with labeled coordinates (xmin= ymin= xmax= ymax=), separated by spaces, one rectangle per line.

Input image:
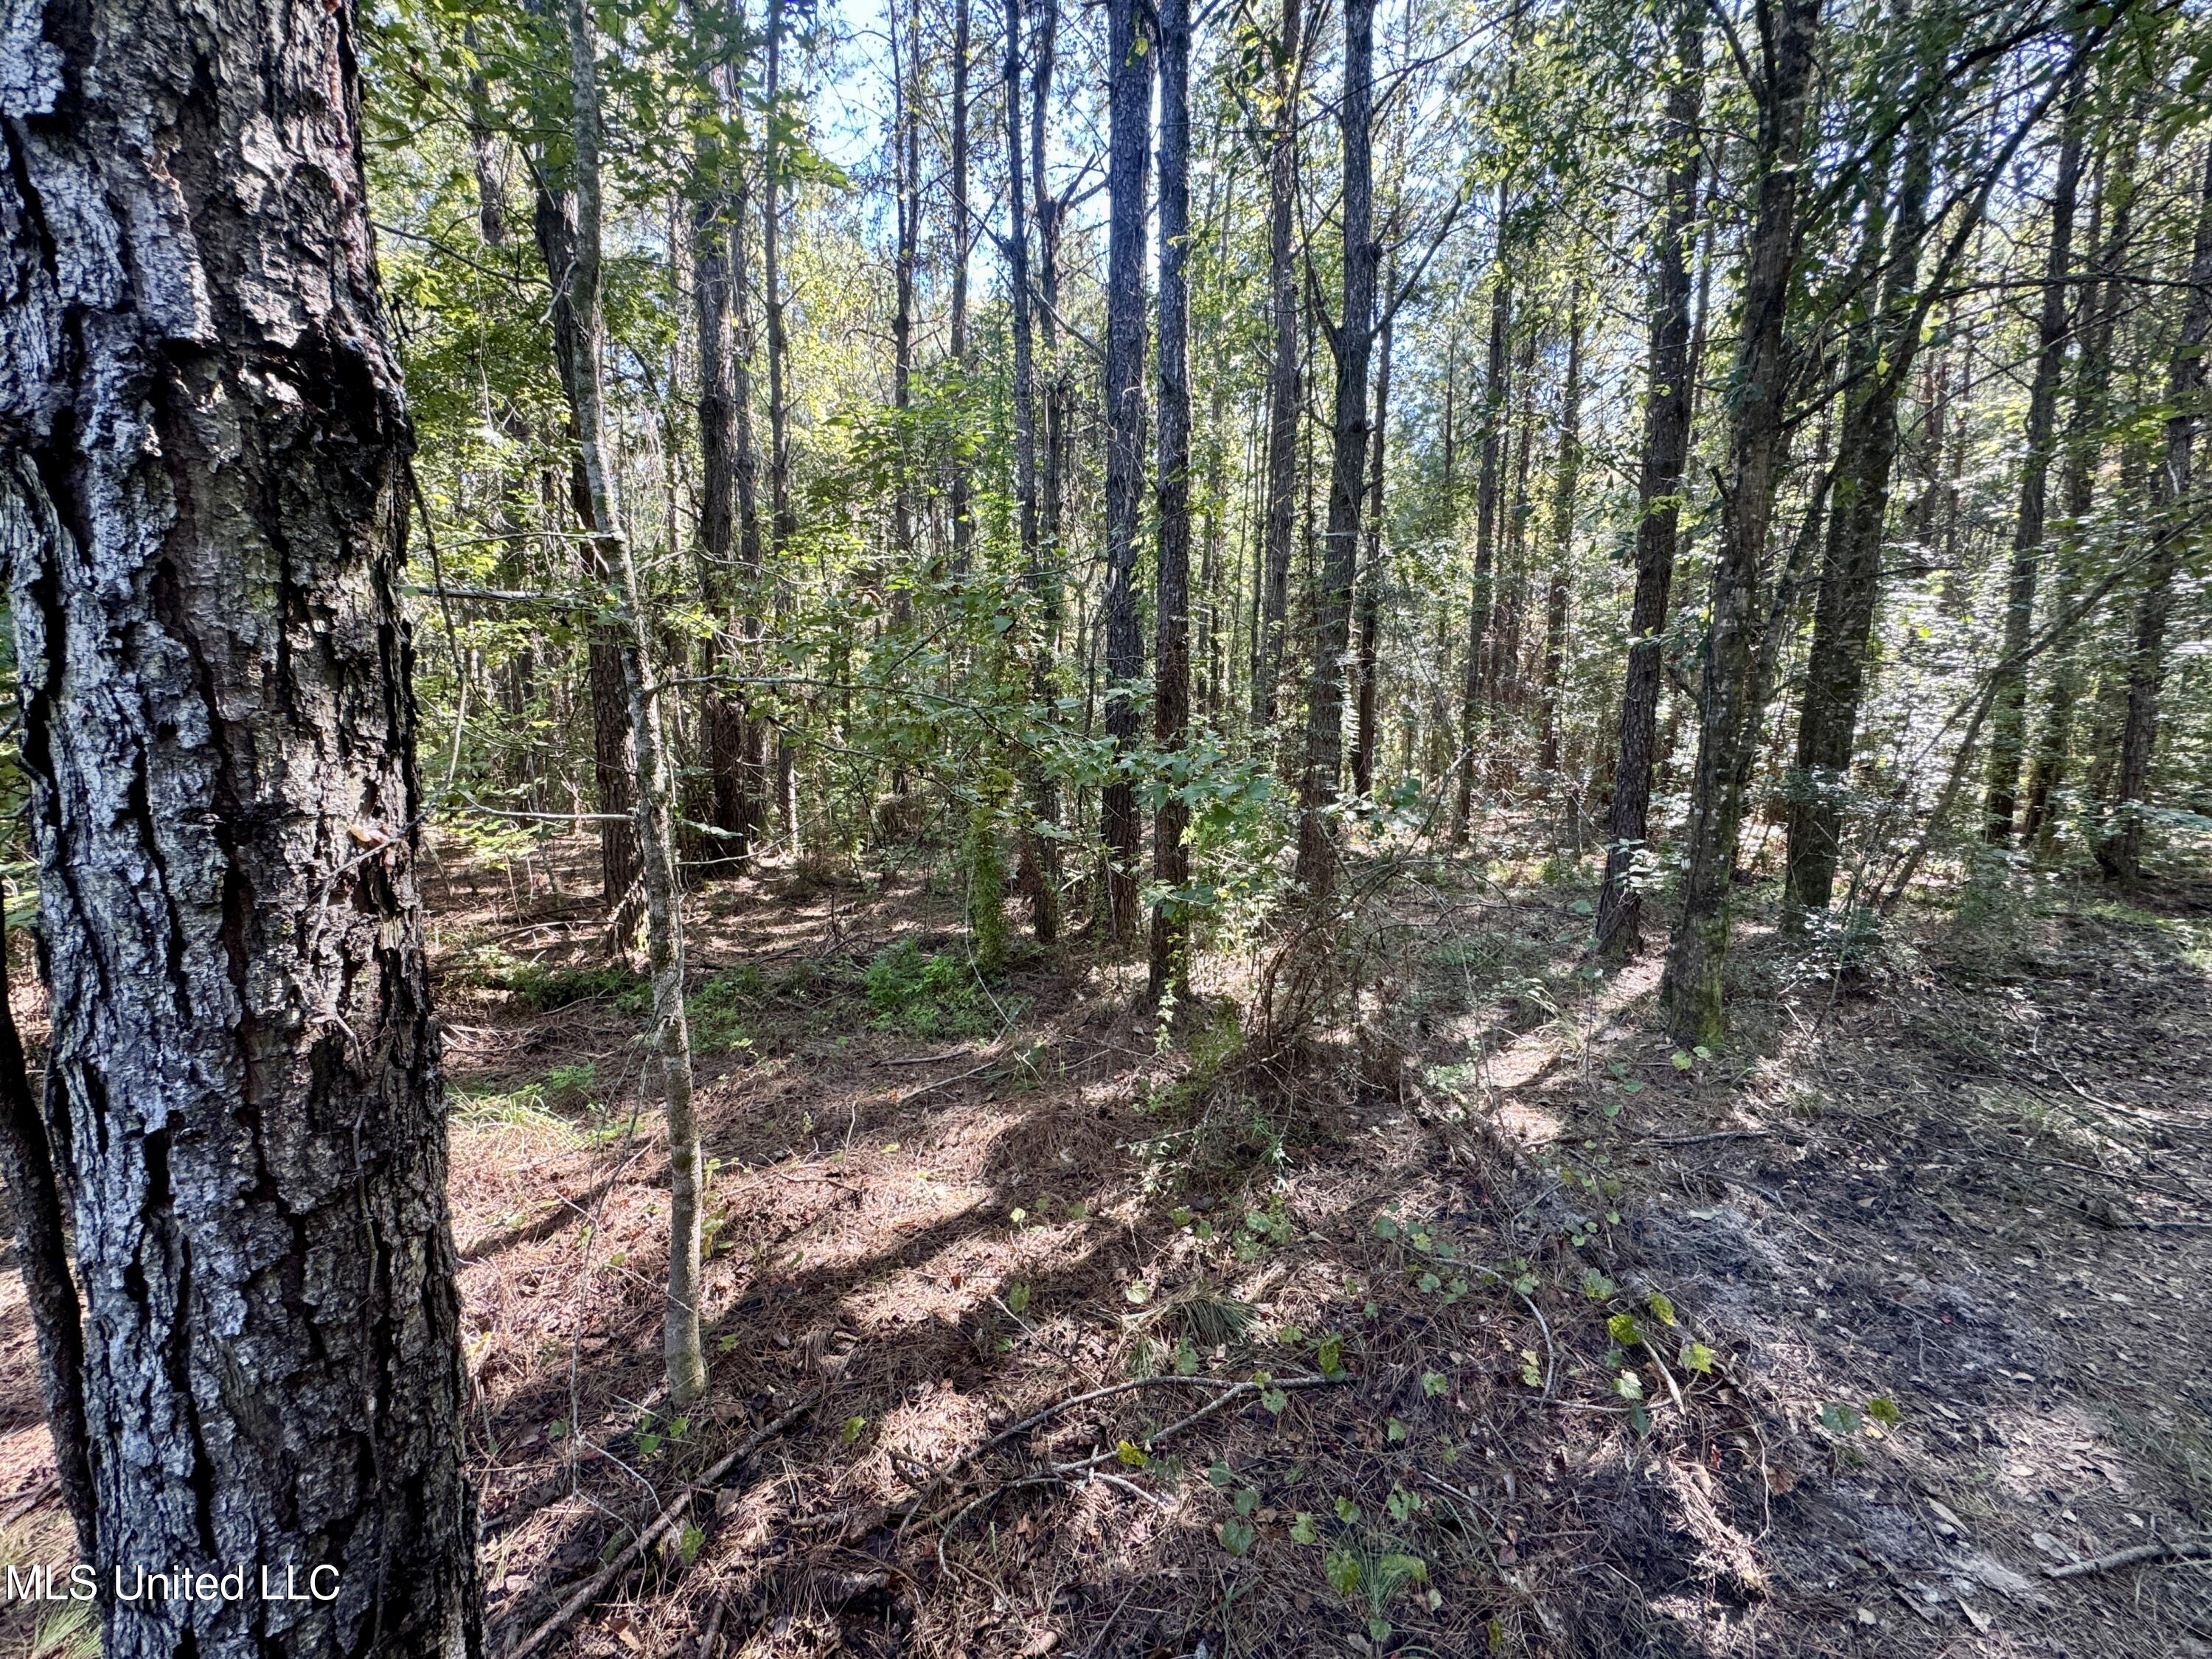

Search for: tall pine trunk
xmin=1004 ymin=0 xmax=1060 ymax=942
xmin=1099 ymin=0 xmax=1152 ymax=943
xmin=1351 ymin=287 xmax=1394 ymax=798
xmin=2097 ymin=145 xmax=2212 ymax=881
xmin=692 ymin=6 xmax=751 ymax=866
xmin=1981 ymin=73 xmax=2086 ymax=844
xmin=532 ymin=179 xmax=640 ymax=929
xmin=1253 ymin=0 xmax=1304 ymax=733
xmin=1596 ymin=9 xmax=1700 ymax=959
xmin=1150 ymin=0 xmax=1194 ymax=994
xmin=561 ymin=0 xmax=709 ymax=1409
xmin=0 ymin=0 xmax=484 ymax=1640
xmin=1781 ymin=98 xmax=1935 ymax=925
xmin=762 ymin=0 xmax=801 ymax=851
xmin=1452 ymin=215 xmax=1510 ymax=840
xmin=1291 ymin=0 xmax=1377 ymax=897
xmin=1661 ymin=0 xmax=1820 ymax=1046
xmin=1537 ymin=296 xmax=1584 ymax=784
xmin=2024 ymin=128 xmax=2133 ymax=848
xmin=950 ymin=0 xmax=975 ymax=576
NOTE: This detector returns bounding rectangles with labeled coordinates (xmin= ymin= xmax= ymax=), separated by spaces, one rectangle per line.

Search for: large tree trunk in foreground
xmin=1099 ymin=0 xmax=1152 ymax=944
xmin=0 ymin=0 xmax=484 ymax=1643
xmin=1292 ymin=0 xmax=1378 ymax=898
xmin=1661 ymin=0 xmax=1820 ymax=1045
xmin=1596 ymin=7 xmax=1700 ymax=959
xmin=2097 ymin=144 xmax=2212 ymax=882
xmin=1150 ymin=0 xmax=1194 ymax=995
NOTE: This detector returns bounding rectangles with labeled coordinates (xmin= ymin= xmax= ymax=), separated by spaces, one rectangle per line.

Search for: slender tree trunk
xmin=561 ymin=0 xmax=709 ymax=1408
xmin=1453 ymin=211 xmax=1510 ymax=840
xmin=950 ymin=0 xmax=975 ymax=577
xmin=1004 ymin=0 xmax=1059 ymax=942
xmin=2098 ymin=145 xmax=2212 ymax=881
xmin=1291 ymin=0 xmax=1377 ymax=897
xmin=762 ymin=0 xmax=800 ymax=851
xmin=1661 ymin=0 xmax=1820 ymax=1046
xmin=1150 ymin=0 xmax=1194 ymax=995
xmin=728 ymin=18 xmax=770 ymax=840
xmin=1034 ymin=0 xmax=1068 ymax=658
xmin=1537 ymin=296 xmax=1584 ymax=783
xmin=0 ymin=917 xmax=94 ymax=1557
xmin=1253 ymin=0 xmax=1303 ymax=734
xmin=1982 ymin=72 xmax=2087 ymax=843
xmin=891 ymin=0 xmax=919 ymax=627
xmin=2025 ymin=128 xmax=2134 ymax=848
xmin=1596 ymin=10 xmax=1700 ymax=959
xmin=0 ymin=0 xmax=485 ymax=1637
xmin=1781 ymin=98 xmax=1936 ymax=925
xmin=1351 ymin=282 xmax=1394 ymax=798
xmin=692 ymin=13 xmax=751 ymax=866
xmin=532 ymin=179 xmax=641 ymax=927
xmin=1099 ymin=0 xmax=1152 ymax=943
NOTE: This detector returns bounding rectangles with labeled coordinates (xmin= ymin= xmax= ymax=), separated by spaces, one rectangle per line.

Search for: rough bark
xmin=1660 ymin=0 xmax=1820 ymax=1046
xmin=560 ymin=0 xmax=708 ymax=1408
xmin=1780 ymin=100 xmax=1935 ymax=925
xmin=0 ymin=0 xmax=485 ymax=1639
xmin=2096 ymin=145 xmax=2212 ymax=882
xmin=1150 ymin=0 xmax=1194 ymax=995
xmin=1596 ymin=11 xmax=1700 ymax=960
xmin=1253 ymin=0 xmax=1304 ymax=733
xmin=1099 ymin=0 xmax=1152 ymax=944
xmin=1981 ymin=74 xmax=2087 ymax=844
xmin=1291 ymin=0 xmax=1378 ymax=897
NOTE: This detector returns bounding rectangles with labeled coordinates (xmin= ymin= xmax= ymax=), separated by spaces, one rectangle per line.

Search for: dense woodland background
xmin=361 ymin=0 xmax=2212 ymax=1018
xmin=3 ymin=0 xmax=2212 ymax=1651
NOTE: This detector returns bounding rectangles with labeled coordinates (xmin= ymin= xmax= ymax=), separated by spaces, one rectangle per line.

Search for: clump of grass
xmin=450 ymin=942 xmax=649 ymax=1012
xmin=863 ymin=939 xmax=998 ymax=1038
xmin=32 ymin=1598 xmax=98 ymax=1659
xmin=507 ymin=961 xmax=650 ymax=1013
xmin=452 ymin=1082 xmax=577 ymax=1141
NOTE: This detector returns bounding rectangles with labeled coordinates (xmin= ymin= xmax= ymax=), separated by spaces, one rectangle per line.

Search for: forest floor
xmin=2 ymin=827 xmax=2210 ymax=1659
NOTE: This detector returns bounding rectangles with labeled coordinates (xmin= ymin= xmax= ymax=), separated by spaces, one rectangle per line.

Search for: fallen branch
xmin=503 ymin=1389 xmax=824 ymax=1659
xmin=911 ymin=1372 xmax=1353 ymax=1557
xmin=2045 ymin=1537 xmax=2211 ymax=1579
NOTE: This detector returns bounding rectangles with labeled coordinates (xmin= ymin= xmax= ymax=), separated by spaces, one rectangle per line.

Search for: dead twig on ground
xmin=503 ymin=1389 xmax=824 ymax=1659
xmin=2045 ymin=1537 xmax=2211 ymax=1579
